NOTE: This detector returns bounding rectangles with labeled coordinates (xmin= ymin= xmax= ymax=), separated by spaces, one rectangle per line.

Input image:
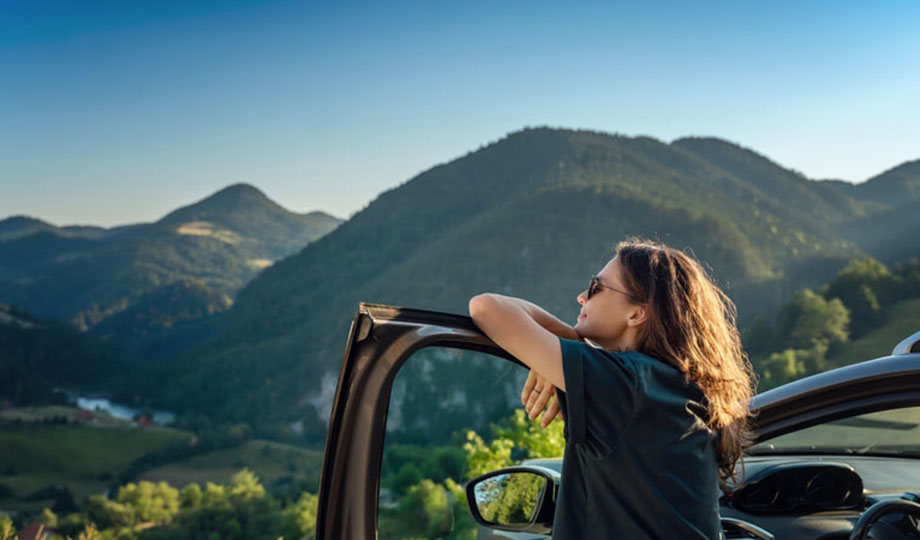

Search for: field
xmin=828 ymin=298 xmax=920 ymax=368
xmin=138 ymin=439 xmax=324 ymax=493
xmin=0 ymin=410 xmax=325 ymax=519
xmin=0 ymin=417 xmax=191 ymax=514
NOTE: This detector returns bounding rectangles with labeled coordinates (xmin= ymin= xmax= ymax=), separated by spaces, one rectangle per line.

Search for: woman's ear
xmin=626 ymin=304 xmax=648 ymax=327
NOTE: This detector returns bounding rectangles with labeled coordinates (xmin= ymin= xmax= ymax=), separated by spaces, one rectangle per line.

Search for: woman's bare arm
xmin=468 ymin=293 xmax=577 ymax=391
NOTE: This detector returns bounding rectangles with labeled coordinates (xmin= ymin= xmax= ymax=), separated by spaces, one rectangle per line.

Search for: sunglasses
xmin=587 ymin=275 xmax=639 ymax=302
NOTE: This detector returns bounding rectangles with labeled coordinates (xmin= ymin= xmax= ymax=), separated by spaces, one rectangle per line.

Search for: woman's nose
xmin=577 ymin=290 xmax=587 ymax=305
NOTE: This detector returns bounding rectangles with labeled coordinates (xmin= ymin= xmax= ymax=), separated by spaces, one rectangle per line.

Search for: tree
xmin=777 ymin=290 xmax=849 ymax=350
xmin=0 ymin=516 xmax=15 ymax=540
xmin=180 ymin=484 xmax=202 ymax=510
xmin=790 ymin=291 xmax=849 ymax=350
xmin=38 ymin=508 xmax=58 ymax=528
xmin=86 ymin=495 xmax=136 ymax=529
xmin=761 ymin=348 xmax=815 ymax=388
xmin=823 ymin=258 xmax=892 ymax=336
xmin=462 ymin=431 xmax=514 ymax=480
xmin=493 ymin=408 xmax=565 ymax=460
xmin=226 ymin=469 xmax=265 ymax=502
xmin=117 ymin=481 xmax=180 ymax=525
xmin=281 ymin=491 xmax=318 ymax=540
xmin=399 ymin=480 xmax=452 ymax=538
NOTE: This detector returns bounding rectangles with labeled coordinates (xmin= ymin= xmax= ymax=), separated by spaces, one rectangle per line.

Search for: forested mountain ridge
xmin=0 ymin=184 xmax=341 ymax=342
xmin=671 ymin=137 xmax=871 ymax=226
xmin=819 ymin=160 xmax=920 ymax=264
xmin=157 ymin=127 xmax=919 ymax=440
xmin=844 ymin=159 xmax=920 ymax=207
xmin=0 ymin=215 xmax=110 ymax=241
xmin=157 ymin=183 xmax=342 ymax=261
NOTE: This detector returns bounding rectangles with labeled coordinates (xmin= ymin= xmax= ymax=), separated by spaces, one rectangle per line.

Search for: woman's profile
xmin=468 ymin=238 xmax=756 ymax=539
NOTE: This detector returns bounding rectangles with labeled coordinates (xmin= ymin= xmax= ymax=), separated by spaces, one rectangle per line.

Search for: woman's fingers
xmin=521 ymin=370 xmax=538 ymax=406
xmin=525 ymin=381 xmax=545 ymax=416
xmin=529 ymin=385 xmax=552 ymax=420
xmin=541 ymin=398 xmax=561 ymax=427
xmin=522 ymin=370 xmax=562 ymax=427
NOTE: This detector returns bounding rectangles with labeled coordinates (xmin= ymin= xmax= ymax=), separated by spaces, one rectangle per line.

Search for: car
xmin=314 ymin=303 xmax=920 ymax=540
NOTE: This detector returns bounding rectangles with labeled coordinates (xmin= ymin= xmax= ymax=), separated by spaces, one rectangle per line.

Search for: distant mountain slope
xmin=158 ymin=183 xmax=341 ymax=261
xmin=838 ymin=199 xmax=920 ymax=264
xmin=0 ymin=185 xmax=342 ymax=339
xmin=0 ymin=216 xmax=107 ymax=241
xmin=851 ymin=160 xmax=920 ymax=207
xmin=671 ymin=137 xmax=868 ymax=224
xmin=164 ymin=128 xmax=916 ymax=439
xmin=814 ymin=160 xmax=920 ymax=262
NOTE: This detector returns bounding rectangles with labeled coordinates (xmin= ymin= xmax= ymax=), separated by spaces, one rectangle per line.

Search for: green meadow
xmin=0 ymin=409 xmax=325 ymax=520
xmin=138 ymin=439 xmax=324 ymax=493
xmin=0 ymin=419 xmax=190 ymax=513
xmin=828 ymin=298 xmax=920 ymax=368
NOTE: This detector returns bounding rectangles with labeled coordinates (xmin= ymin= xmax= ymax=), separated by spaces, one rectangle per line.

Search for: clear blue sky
xmin=2 ymin=0 xmax=918 ymax=226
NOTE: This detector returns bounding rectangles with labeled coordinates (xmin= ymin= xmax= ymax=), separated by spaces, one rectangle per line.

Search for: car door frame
xmin=314 ymin=303 xmax=520 ymax=539
xmin=314 ymin=303 xmax=920 ymax=540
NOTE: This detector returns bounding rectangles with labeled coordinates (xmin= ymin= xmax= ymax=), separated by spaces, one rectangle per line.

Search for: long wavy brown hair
xmin=614 ymin=238 xmax=757 ymax=480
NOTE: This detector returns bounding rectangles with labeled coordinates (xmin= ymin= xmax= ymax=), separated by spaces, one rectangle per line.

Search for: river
xmin=76 ymin=396 xmax=176 ymax=425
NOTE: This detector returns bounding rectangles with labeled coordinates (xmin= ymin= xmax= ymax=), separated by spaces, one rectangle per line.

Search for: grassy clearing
xmin=0 ymin=406 xmax=134 ymax=428
xmin=138 ymin=439 xmax=324 ymax=492
xmin=0 ymin=406 xmax=79 ymax=422
xmin=0 ymin=424 xmax=189 ymax=479
xmin=0 ymin=421 xmax=191 ymax=513
xmin=0 ymin=413 xmax=323 ymax=517
xmin=828 ymin=298 xmax=920 ymax=368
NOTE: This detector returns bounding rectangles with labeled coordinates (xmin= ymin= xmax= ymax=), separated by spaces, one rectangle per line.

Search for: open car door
xmin=314 ymin=303 xmax=517 ymax=540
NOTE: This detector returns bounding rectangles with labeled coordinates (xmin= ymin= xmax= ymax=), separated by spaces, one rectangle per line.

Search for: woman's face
xmin=574 ymin=257 xmax=646 ymax=350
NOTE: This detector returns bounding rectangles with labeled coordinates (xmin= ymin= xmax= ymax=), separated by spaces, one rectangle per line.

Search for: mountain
xmin=849 ymin=160 xmax=920 ymax=207
xmin=0 ymin=216 xmax=108 ymax=241
xmin=0 ymin=184 xmax=342 ymax=343
xmin=816 ymin=160 xmax=920 ymax=263
xmin=157 ymin=183 xmax=342 ymax=261
xmin=158 ymin=128 xmax=920 ymax=441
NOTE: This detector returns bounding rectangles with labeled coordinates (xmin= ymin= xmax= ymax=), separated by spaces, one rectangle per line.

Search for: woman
xmin=468 ymin=238 xmax=756 ymax=539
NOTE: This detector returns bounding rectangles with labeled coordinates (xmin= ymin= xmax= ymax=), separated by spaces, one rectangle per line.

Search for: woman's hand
xmin=521 ymin=369 xmax=563 ymax=427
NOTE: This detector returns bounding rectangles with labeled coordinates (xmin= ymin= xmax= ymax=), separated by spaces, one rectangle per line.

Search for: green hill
xmin=848 ymin=160 xmax=920 ymax=207
xmin=0 ymin=216 xmax=107 ymax=242
xmin=0 ymin=185 xmax=341 ymax=344
xmin=158 ymin=127 xmax=920 ymax=441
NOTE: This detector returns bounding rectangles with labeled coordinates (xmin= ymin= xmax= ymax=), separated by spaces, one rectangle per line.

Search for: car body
xmin=314 ymin=303 xmax=920 ymax=540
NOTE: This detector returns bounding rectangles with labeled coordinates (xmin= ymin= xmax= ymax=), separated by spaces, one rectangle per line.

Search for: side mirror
xmin=465 ymin=466 xmax=558 ymax=535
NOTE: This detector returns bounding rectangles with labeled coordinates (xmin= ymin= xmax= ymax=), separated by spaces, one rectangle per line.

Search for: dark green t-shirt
xmin=553 ymin=338 xmax=722 ymax=540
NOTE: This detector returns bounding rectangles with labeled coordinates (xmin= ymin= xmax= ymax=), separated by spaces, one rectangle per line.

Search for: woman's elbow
xmin=468 ymin=293 xmax=498 ymax=320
